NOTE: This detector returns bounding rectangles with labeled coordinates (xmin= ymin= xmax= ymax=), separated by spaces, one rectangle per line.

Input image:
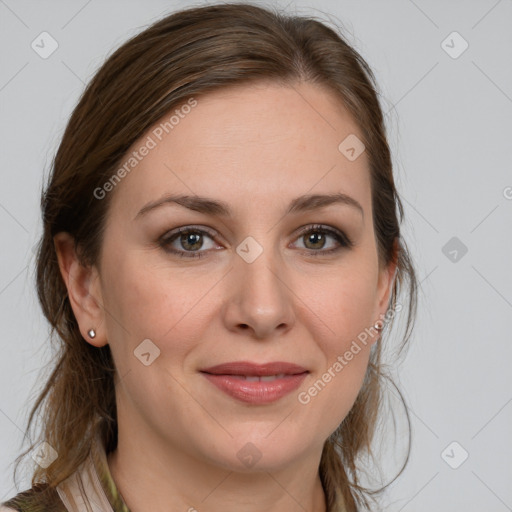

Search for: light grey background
xmin=1 ymin=0 xmax=511 ymax=510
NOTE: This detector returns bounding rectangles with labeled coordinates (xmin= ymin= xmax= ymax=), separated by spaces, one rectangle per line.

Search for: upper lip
xmin=201 ymin=361 xmax=308 ymax=376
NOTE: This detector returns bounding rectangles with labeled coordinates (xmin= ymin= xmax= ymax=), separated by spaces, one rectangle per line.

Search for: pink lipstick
xmin=201 ymin=361 xmax=308 ymax=404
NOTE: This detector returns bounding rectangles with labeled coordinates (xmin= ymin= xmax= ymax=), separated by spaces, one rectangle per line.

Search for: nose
xmin=221 ymin=243 xmax=295 ymax=340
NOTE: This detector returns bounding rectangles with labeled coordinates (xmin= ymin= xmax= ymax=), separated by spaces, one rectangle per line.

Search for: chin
xmin=198 ymin=430 xmax=315 ymax=474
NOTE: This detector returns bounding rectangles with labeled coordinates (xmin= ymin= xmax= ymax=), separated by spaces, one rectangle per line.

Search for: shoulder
xmin=1 ymin=483 xmax=67 ymax=512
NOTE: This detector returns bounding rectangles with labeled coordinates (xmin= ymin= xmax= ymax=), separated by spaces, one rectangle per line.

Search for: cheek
xmin=98 ymin=257 xmax=199 ymax=409
xmin=100 ymin=252 xmax=215 ymax=368
xmin=297 ymin=269 xmax=377 ymax=426
xmin=307 ymin=266 xmax=379 ymax=352
xmin=318 ymin=282 xmax=375 ymax=392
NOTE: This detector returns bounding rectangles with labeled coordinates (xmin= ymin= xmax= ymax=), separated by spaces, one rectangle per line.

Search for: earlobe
xmin=53 ymin=232 xmax=108 ymax=347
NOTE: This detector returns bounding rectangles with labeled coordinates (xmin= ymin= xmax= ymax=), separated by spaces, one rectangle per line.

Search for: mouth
xmin=218 ymin=373 xmax=289 ymax=382
xmin=200 ymin=361 xmax=309 ymax=404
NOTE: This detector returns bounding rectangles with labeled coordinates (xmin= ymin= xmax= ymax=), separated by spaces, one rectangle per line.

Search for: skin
xmin=54 ymin=81 xmax=397 ymax=512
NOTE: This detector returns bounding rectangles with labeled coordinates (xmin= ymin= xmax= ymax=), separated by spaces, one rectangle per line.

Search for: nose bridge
xmin=225 ymin=234 xmax=294 ymax=338
xmin=237 ymin=235 xmax=287 ymax=307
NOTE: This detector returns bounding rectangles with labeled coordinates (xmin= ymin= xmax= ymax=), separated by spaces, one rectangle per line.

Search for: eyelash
xmin=158 ymin=224 xmax=354 ymax=259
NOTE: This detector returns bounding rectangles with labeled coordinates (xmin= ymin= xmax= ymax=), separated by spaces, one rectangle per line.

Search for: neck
xmin=107 ymin=422 xmax=327 ymax=512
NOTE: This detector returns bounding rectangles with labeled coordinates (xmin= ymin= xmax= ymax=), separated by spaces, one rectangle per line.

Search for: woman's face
xmin=83 ymin=81 xmax=396 ymax=471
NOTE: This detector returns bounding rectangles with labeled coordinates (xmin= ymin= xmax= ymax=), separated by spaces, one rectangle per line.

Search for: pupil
xmin=182 ymin=232 xmax=202 ymax=250
xmin=307 ymin=232 xmax=324 ymax=249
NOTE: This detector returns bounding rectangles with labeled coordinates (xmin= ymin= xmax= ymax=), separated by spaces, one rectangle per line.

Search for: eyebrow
xmin=134 ymin=192 xmax=364 ymax=220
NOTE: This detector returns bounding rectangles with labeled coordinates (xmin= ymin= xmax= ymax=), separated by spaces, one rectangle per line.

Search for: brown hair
xmin=13 ymin=3 xmax=418 ymax=510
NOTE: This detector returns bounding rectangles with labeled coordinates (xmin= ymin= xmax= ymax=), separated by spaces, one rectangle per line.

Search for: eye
xmin=292 ymin=224 xmax=353 ymax=256
xmin=159 ymin=224 xmax=354 ymax=259
xmin=159 ymin=226 xmax=220 ymax=259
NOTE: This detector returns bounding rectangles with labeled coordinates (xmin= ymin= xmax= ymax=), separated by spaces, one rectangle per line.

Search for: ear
xmin=375 ymin=238 xmax=399 ymax=325
xmin=53 ymin=232 xmax=108 ymax=347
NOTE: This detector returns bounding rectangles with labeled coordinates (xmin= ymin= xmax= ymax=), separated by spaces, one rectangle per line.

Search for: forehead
xmin=107 ymin=81 xmax=371 ymax=220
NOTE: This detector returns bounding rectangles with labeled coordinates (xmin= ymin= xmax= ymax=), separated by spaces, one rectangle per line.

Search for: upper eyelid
xmin=160 ymin=224 xmax=350 ymax=247
xmin=161 ymin=223 xmax=344 ymax=238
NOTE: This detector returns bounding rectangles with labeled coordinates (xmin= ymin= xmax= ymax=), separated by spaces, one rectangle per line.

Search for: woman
xmin=2 ymin=3 xmax=417 ymax=511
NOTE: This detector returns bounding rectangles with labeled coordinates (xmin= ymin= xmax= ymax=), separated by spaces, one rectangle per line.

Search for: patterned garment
xmin=1 ymin=433 xmax=130 ymax=512
xmin=2 ymin=436 xmax=347 ymax=512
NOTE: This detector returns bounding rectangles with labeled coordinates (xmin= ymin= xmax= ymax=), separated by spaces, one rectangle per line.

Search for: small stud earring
xmin=374 ymin=322 xmax=383 ymax=331
xmin=87 ymin=329 xmax=96 ymax=339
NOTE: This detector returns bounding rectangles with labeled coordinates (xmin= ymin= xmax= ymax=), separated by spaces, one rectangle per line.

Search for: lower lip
xmin=202 ymin=373 xmax=308 ymax=404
